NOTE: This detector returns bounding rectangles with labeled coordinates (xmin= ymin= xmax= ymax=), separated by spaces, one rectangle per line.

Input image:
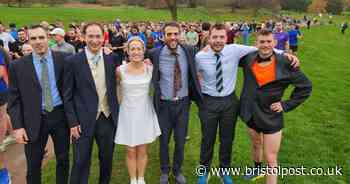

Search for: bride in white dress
xmin=114 ymin=36 xmax=161 ymax=184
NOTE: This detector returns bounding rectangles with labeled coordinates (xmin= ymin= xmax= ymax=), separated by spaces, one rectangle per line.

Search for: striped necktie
xmin=40 ymin=58 xmax=54 ymax=112
xmin=215 ymin=53 xmax=223 ymax=93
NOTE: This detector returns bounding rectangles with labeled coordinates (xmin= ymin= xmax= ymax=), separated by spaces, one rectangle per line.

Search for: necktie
xmin=215 ymin=53 xmax=223 ymax=93
xmin=40 ymin=58 xmax=54 ymax=112
xmin=171 ymin=51 xmax=182 ymax=98
xmin=90 ymin=54 xmax=101 ymax=66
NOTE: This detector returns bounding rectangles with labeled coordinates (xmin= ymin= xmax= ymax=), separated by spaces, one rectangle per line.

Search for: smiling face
xmin=208 ymin=28 xmax=227 ymax=53
xmin=256 ymin=32 xmax=276 ymax=57
xmin=127 ymin=40 xmax=145 ymax=63
xmin=28 ymin=27 xmax=49 ymax=56
xmin=84 ymin=24 xmax=104 ymax=54
xmin=164 ymin=26 xmax=180 ymax=51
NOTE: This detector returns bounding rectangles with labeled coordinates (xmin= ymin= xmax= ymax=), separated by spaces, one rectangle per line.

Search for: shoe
xmin=0 ymin=168 xmax=11 ymax=184
xmin=130 ymin=178 xmax=137 ymax=184
xmin=243 ymin=168 xmax=264 ymax=181
xmin=137 ymin=177 xmax=146 ymax=184
xmin=160 ymin=173 xmax=169 ymax=184
xmin=221 ymin=175 xmax=233 ymax=184
xmin=174 ymin=173 xmax=186 ymax=184
xmin=197 ymin=173 xmax=209 ymax=184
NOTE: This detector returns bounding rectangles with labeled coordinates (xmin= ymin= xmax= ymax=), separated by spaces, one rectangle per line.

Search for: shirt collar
xmin=32 ymin=49 xmax=52 ymax=62
xmin=208 ymin=46 xmax=223 ymax=58
xmin=85 ymin=47 xmax=103 ymax=61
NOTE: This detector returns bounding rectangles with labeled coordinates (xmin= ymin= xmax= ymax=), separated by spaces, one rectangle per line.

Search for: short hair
xmin=202 ymin=22 xmax=211 ymax=31
xmin=28 ymin=24 xmax=47 ymax=32
xmin=256 ymin=29 xmax=273 ymax=37
xmin=209 ymin=23 xmax=227 ymax=35
xmin=82 ymin=22 xmax=104 ymax=35
xmin=162 ymin=22 xmax=180 ymax=33
xmin=18 ymin=28 xmax=25 ymax=33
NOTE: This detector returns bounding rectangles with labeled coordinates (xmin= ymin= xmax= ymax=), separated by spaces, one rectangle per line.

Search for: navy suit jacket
xmin=63 ymin=51 xmax=121 ymax=137
xmin=8 ymin=51 xmax=68 ymax=141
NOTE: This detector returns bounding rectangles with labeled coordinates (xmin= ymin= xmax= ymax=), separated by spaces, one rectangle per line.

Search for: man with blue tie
xmin=8 ymin=25 xmax=70 ymax=184
xmin=63 ymin=22 xmax=121 ymax=184
xmin=195 ymin=24 xmax=299 ymax=184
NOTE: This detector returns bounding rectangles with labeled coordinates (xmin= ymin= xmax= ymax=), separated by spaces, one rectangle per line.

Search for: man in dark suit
xmin=147 ymin=22 xmax=202 ymax=184
xmin=239 ymin=29 xmax=312 ymax=184
xmin=8 ymin=25 xmax=70 ymax=184
xmin=63 ymin=22 xmax=121 ymax=184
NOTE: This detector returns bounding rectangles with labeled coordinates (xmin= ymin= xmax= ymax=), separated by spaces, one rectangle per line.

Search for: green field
xmin=2 ymin=6 xmax=349 ymax=184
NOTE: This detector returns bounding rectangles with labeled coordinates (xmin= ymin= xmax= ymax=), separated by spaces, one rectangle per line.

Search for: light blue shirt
xmin=159 ymin=46 xmax=189 ymax=99
xmin=196 ymin=44 xmax=283 ymax=97
xmin=32 ymin=50 xmax=62 ymax=110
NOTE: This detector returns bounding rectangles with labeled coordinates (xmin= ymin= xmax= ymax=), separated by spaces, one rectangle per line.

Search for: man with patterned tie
xmin=195 ymin=24 xmax=300 ymax=184
xmin=8 ymin=25 xmax=70 ymax=184
xmin=147 ymin=22 xmax=203 ymax=184
xmin=63 ymin=22 xmax=121 ymax=184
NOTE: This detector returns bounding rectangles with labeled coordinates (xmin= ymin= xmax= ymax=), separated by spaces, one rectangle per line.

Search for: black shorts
xmin=290 ymin=45 xmax=298 ymax=52
xmin=246 ymin=118 xmax=282 ymax=134
xmin=0 ymin=91 xmax=8 ymax=106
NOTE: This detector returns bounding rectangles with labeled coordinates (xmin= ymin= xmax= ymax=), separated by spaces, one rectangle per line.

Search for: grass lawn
xmin=2 ymin=5 xmax=349 ymax=184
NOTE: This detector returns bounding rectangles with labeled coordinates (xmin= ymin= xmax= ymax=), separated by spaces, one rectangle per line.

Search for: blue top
xmin=151 ymin=31 xmax=164 ymax=48
xmin=0 ymin=53 xmax=7 ymax=92
xmin=195 ymin=44 xmax=257 ymax=97
xmin=288 ymin=29 xmax=301 ymax=46
xmin=32 ymin=50 xmax=62 ymax=109
xmin=159 ymin=46 xmax=189 ymax=99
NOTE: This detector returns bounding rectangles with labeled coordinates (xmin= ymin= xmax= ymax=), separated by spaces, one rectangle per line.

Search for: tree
xmin=308 ymin=0 xmax=328 ymax=13
xmin=188 ymin=0 xmax=197 ymax=8
xmin=165 ymin=0 xmax=178 ymax=21
xmin=326 ymin=0 xmax=344 ymax=14
xmin=281 ymin=0 xmax=312 ymax=11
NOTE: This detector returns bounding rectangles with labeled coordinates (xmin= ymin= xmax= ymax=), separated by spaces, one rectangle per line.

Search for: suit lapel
xmin=274 ymin=53 xmax=286 ymax=80
xmin=81 ymin=51 xmax=97 ymax=91
xmin=24 ymin=55 xmax=41 ymax=91
xmin=51 ymin=51 xmax=61 ymax=83
xmin=103 ymin=54 xmax=112 ymax=94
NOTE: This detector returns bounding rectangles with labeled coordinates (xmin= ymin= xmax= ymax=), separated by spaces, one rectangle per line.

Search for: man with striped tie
xmin=195 ymin=24 xmax=299 ymax=184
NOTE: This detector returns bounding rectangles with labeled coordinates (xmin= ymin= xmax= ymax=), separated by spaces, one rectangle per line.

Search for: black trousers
xmin=198 ymin=93 xmax=239 ymax=170
xmin=69 ymin=114 xmax=116 ymax=184
xmin=158 ymin=97 xmax=190 ymax=175
xmin=24 ymin=106 xmax=70 ymax=184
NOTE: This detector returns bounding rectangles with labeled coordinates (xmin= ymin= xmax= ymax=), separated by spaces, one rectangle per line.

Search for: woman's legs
xmin=136 ymin=144 xmax=148 ymax=181
xmin=263 ymin=131 xmax=282 ymax=184
xmin=126 ymin=146 xmax=137 ymax=182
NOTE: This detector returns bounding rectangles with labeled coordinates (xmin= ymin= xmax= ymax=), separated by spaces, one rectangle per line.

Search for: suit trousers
xmin=69 ymin=113 xmax=116 ymax=184
xmin=24 ymin=105 xmax=70 ymax=184
xmin=158 ymin=97 xmax=190 ymax=175
xmin=198 ymin=93 xmax=239 ymax=170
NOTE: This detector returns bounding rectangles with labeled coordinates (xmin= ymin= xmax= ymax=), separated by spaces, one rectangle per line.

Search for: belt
xmin=202 ymin=92 xmax=235 ymax=99
xmin=41 ymin=104 xmax=63 ymax=116
xmin=160 ymin=96 xmax=188 ymax=102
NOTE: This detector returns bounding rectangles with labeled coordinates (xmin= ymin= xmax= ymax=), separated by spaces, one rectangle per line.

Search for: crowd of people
xmin=0 ymin=17 xmax=314 ymax=184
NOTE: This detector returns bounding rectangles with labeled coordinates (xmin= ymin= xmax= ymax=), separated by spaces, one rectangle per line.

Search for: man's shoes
xmin=197 ymin=173 xmax=209 ymax=184
xmin=221 ymin=175 xmax=233 ymax=184
xmin=174 ymin=173 xmax=187 ymax=184
xmin=160 ymin=173 xmax=169 ymax=184
xmin=0 ymin=168 xmax=11 ymax=184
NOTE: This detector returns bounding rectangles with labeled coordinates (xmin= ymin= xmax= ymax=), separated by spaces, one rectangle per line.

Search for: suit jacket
xmin=147 ymin=44 xmax=203 ymax=113
xmin=63 ymin=52 xmax=121 ymax=137
xmin=7 ymin=51 xmax=67 ymax=142
xmin=239 ymin=51 xmax=312 ymax=126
